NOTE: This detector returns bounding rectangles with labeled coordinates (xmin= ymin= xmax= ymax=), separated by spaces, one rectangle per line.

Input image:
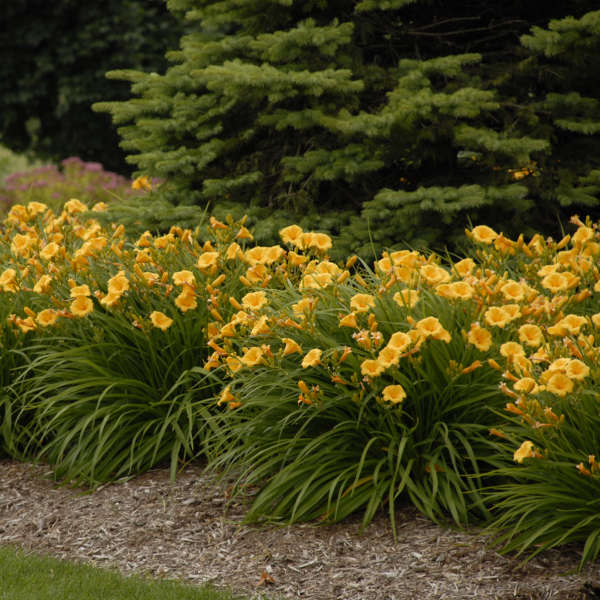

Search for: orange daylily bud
xmin=212 ymin=274 xmax=226 ymax=287
xmin=339 ymin=346 xmax=352 ymax=363
xmin=461 ymin=360 xmax=482 ymax=375
xmin=505 ymin=402 xmax=524 ymax=415
xmin=488 ymin=358 xmax=502 ymax=371
xmin=346 ymin=255 xmax=358 ymax=268
xmin=210 ymin=308 xmax=224 ymax=322
xmin=488 ymin=428 xmax=506 ymax=438
xmin=354 ymin=274 xmax=368 ymax=288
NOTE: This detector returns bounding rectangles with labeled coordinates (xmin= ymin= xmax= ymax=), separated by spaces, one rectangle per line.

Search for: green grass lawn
xmin=0 ymin=546 xmax=249 ymax=600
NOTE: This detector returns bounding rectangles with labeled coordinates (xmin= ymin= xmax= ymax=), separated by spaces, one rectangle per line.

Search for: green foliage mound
xmin=96 ymin=1 xmax=600 ymax=256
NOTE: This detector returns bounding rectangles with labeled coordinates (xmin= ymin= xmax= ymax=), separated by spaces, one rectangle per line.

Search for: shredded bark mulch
xmin=0 ymin=458 xmax=599 ymax=599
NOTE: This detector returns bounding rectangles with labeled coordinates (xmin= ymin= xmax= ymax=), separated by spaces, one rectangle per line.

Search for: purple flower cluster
xmin=1 ymin=157 xmax=145 ymax=212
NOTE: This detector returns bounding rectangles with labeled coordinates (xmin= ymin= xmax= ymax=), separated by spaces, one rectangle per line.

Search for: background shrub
xmin=97 ymin=1 xmax=600 ymax=256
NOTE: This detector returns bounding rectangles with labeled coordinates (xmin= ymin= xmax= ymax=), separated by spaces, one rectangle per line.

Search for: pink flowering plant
xmin=0 ymin=157 xmax=142 ymax=215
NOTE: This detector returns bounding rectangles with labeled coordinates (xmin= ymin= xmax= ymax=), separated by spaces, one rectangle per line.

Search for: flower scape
xmin=2 ymin=201 xmax=600 ymax=568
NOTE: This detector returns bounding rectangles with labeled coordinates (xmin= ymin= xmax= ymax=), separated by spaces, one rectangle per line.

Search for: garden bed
xmin=0 ymin=459 xmax=598 ymax=600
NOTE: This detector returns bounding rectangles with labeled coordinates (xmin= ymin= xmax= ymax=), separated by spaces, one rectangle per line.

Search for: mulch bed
xmin=1 ymin=458 xmax=599 ymax=599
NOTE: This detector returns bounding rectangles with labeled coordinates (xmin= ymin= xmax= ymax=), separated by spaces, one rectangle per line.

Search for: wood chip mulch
xmin=1 ymin=458 xmax=599 ymax=599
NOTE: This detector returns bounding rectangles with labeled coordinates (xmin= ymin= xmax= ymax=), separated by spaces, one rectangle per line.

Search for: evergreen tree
xmin=96 ymin=1 xmax=600 ymax=256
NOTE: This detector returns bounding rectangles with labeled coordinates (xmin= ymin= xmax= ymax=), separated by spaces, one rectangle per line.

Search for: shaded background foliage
xmin=0 ymin=0 xmax=187 ymax=173
xmin=94 ymin=0 xmax=600 ymax=257
xmin=2 ymin=0 xmax=600 ymax=255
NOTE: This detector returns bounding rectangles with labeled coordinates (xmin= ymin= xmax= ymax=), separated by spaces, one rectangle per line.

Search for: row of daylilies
xmin=2 ymin=198 xmax=599 ymax=478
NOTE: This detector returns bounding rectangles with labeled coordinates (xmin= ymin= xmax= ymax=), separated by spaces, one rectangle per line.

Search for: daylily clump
xmin=200 ymin=215 xmax=600 ymax=484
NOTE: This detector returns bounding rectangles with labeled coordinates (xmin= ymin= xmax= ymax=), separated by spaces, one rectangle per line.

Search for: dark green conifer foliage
xmin=96 ymin=1 xmax=600 ymax=256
